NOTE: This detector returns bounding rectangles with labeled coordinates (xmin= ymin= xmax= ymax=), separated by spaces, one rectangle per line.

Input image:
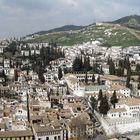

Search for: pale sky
xmin=0 ymin=0 xmax=139 ymax=39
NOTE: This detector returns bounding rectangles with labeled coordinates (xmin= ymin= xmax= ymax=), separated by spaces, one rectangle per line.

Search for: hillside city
xmin=0 ymin=21 xmax=140 ymax=140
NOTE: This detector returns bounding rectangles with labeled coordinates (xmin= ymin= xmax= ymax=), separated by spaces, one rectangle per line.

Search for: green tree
xmin=100 ymin=66 xmax=104 ymax=75
xmin=124 ymin=57 xmax=130 ymax=69
xmin=14 ymin=69 xmax=18 ymax=81
xmin=58 ymin=67 xmax=63 ymax=80
xmin=90 ymin=96 xmax=98 ymax=111
xmin=109 ymin=60 xmax=115 ymax=75
xmin=83 ymin=56 xmax=91 ymax=71
xmin=97 ymin=76 xmax=100 ymax=85
xmin=136 ymin=64 xmax=140 ymax=74
xmin=85 ymin=72 xmax=88 ymax=85
xmin=126 ymin=66 xmax=131 ymax=88
xmin=98 ymin=89 xmax=103 ymax=101
xmin=138 ymin=83 xmax=140 ymax=90
xmin=38 ymin=72 xmax=45 ymax=83
xmin=107 ymin=58 xmax=111 ymax=65
xmin=138 ymin=73 xmax=140 ymax=83
xmin=66 ymin=86 xmax=70 ymax=95
xmin=27 ymin=93 xmax=30 ymax=122
xmin=92 ymin=74 xmax=95 ymax=83
xmin=110 ymin=90 xmax=118 ymax=108
xmin=72 ymin=57 xmax=83 ymax=71
xmin=63 ymin=68 xmax=69 ymax=74
xmin=116 ymin=68 xmax=124 ymax=77
xmin=99 ymin=95 xmax=110 ymax=115
xmin=92 ymin=61 xmax=99 ymax=73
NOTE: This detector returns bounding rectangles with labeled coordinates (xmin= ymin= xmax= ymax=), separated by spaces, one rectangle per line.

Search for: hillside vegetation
xmin=29 ymin=25 xmax=85 ymax=36
xmin=27 ymin=23 xmax=140 ymax=47
xmin=112 ymin=15 xmax=140 ymax=30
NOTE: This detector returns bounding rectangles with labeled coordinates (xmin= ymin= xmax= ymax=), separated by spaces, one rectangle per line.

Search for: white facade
xmin=65 ymin=74 xmax=85 ymax=97
xmin=15 ymin=107 xmax=27 ymax=121
xmin=107 ymin=98 xmax=140 ymax=119
xmin=95 ymin=110 xmax=140 ymax=136
xmin=4 ymin=59 xmax=10 ymax=68
xmin=108 ymin=85 xmax=131 ymax=98
xmin=44 ymin=73 xmax=54 ymax=83
xmin=33 ymin=125 xmax=67 ymax=140
xmin=102 ymin=65 xmax=109 ymax=75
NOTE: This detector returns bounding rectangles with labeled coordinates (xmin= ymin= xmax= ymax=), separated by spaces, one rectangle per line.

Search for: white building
xmin=15 ymin=105 xmax=27 ymax=121
xmin=107 ymin=98 xmax=140 ymax=119
xmin=95 ymin=97 xmax=140 ymax=136
xmin=33 ymin=124 xmax=67 ymax=140
xmin=101 ymin=75 xmax=126 ymax=86
xmin=44 ymin=72 xmax=54 ymax=83
xmin=65 ymin=74 xmax=85 ymax=97
xmin=0 ymin=45 xmax=7 ymax=54
xmin=102 ymin=64 xmax=109 ymax=75
xmin=108 ymin=85 xmax=131 ymax=97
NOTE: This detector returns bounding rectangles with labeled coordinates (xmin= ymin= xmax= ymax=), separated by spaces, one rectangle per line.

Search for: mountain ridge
xmin=25 ymin=15 xmax=140 ymax=47
xmin=28 ymin=25 xmax=86 ymax=36
xmin=111 ymin=15 xmax=140 ymax=30
xmin=28 ymin=15 xmax=140 ymax=37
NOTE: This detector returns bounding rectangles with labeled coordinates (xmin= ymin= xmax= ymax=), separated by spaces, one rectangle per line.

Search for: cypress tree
xmin=138 ymin=73 xmax=140 ymax=83
xmin=97 ymin=76 xmax=100 ymax=85
xmin=109 ymin=60 xmax=115 ymax=75
xmin=83 ymin=56 xmax=91 ymax=71
xmin=27 ymin=93 xmax=30 ymax=122
xmin=83 ymin=56 xmax=87 ymax=71
xmin=126 ymin=65 xmax=131 ymax=88
xmin=14 ymin=69 xmax=18 ymax=81
xmin=107 ymin=58 xmax=111 ymax=65
xmin=87 ymin=56 xmax=91 ymax=71
xmin=72 ymin=57 xmax=83 ymax=71
xmin=100 ymin=66 xmax=104 ymax=75
xmin=90 ymin=96 xmax=98 ymax=111
xmin=92 ymin=74 xmax=95 ymax=83
xmin=85 ymin=72 xmax=88 ymax=85
xmin=38 ymin=72 xmax=45 ymax=83
xmin=136 ymin=64 xmax=140 ymax=74
xmin=110 ymin=90 xmax=118 ymax=108
xmin=58 ymin=67 xmax=63 ymax=80
xmin=98 ymin=89 xmax=103 ymax=101
xmin=99 ymin=95 xmax=110 ymax=115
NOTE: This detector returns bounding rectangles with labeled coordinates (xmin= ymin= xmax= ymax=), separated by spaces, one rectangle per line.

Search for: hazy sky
xmin=0 ymin=0 xmax=139 ymax=39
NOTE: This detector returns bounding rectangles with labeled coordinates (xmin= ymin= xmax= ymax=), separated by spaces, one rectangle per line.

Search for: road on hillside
xmin=126 ymin=27 xmax=140 ymax=40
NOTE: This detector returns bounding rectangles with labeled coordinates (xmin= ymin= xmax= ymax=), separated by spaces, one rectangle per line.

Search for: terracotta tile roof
xmin=117 ymin=98 xmax=140 ymax=106
xmin=33 ymin=124 xmax=62 ymax=133
xmin=101 ymin=75 xmax=123 ymax=81
xmin=0 ymin=130 xmax=33 ymax=138
xmin=125 ymin=98 xmax=140 ymax=106
xmin=109 ymin=108 xmax=127 ymax=113
xmin=111 ymin=85 xmax=129 ymax=91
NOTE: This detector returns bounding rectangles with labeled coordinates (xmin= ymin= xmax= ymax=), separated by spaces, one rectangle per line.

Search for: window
xmin=46 ymin=137 xmax=49 ymax=140
xmin=54 ymin=136 xmax=57 ymax=140
xmin=38 ymin=138 xmax=41 ymax=140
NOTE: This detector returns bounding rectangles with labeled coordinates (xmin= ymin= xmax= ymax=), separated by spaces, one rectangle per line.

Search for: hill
xmin=25 ymin=15 xmax=140 ymax=47
xmin=112 ymin=15 xmax=140 ymax=30
xmin=29 ymin=25 xmax=85 ymax=36
xmin=26 ymin=23 xmax=140 ymax=47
